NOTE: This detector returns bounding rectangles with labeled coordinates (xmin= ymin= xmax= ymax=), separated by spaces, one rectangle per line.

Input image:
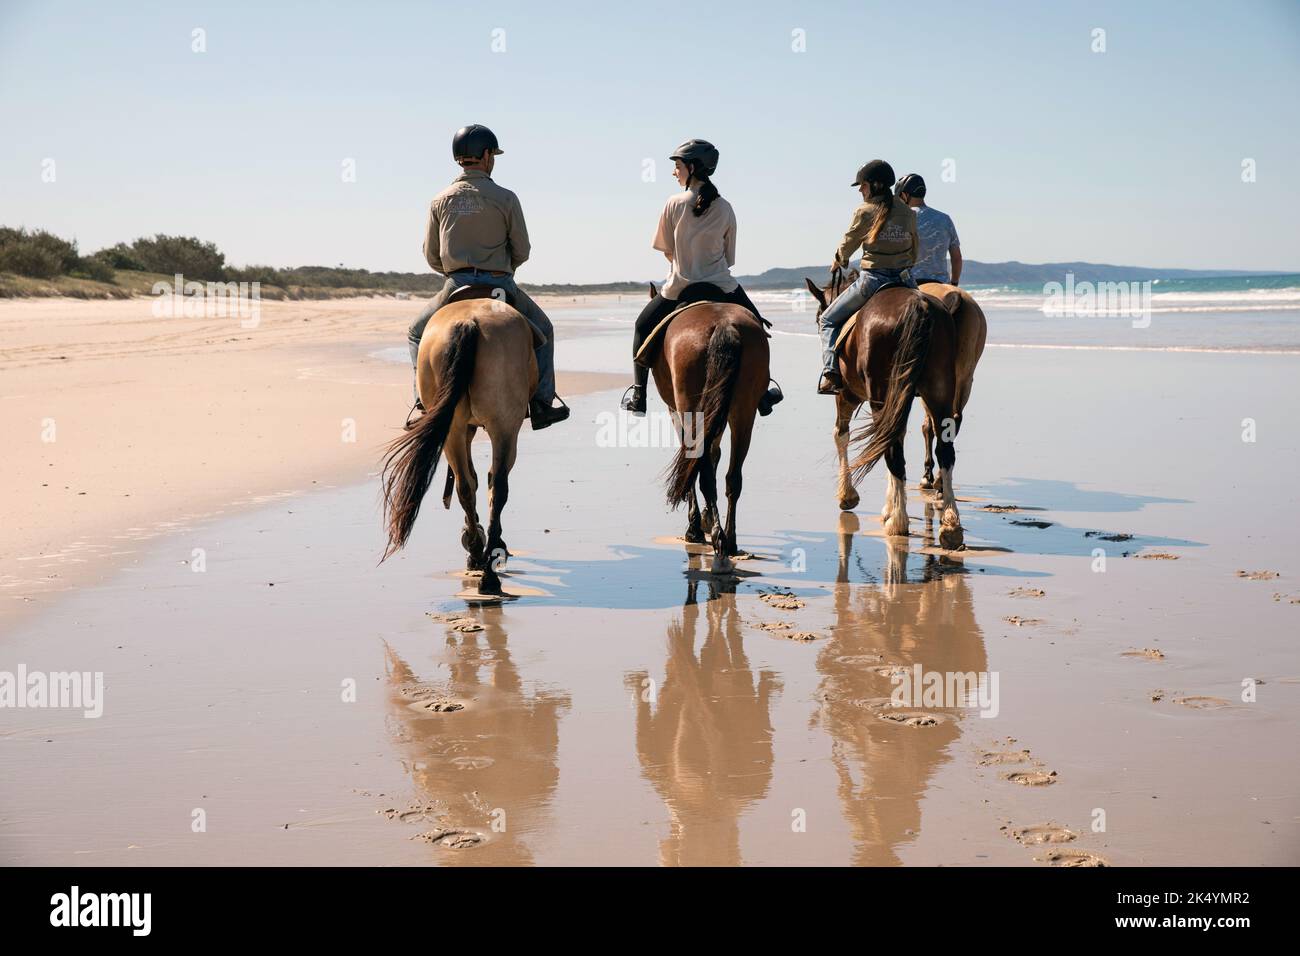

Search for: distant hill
xmin=735 ymin=261 xmax=1282 ymax=289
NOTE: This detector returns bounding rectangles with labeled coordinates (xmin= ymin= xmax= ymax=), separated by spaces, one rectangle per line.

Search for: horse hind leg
xmin=934 ymin=417 xmax=964 ymax=551
xmin=479 ymin=427 xmax=518 ymax=595
xmin=882 ymin=440 xmax=910 ymax=537
xmin=919 ymin=404 xmax=937 ymax=491
xmin=697 ymin=435 xmax=731 ymax=574
xmin=722 ymin=416 xmax=754 ymax=557
xmin=446 ymin=426 xmax=486 ymax=571
xmin=834 ymin=392 xmax=861 ymax=511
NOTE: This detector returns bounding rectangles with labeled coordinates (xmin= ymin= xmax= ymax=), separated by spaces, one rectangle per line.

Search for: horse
xmin=803 ymin=271 xmax=966 ymax=549
xmin=915 ymin=282 xmax=986 ymax=491
xmin=380 ymin=288 xmax=536 ymax=595
xmin=644 ymin=285 xmax=769 ymax=575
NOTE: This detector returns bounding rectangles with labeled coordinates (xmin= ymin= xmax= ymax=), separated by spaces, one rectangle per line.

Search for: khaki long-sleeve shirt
xmin=423 ymin=168 xmax=530 ymax=275
xmin=833 ymin=197 xmax=918 ymax=271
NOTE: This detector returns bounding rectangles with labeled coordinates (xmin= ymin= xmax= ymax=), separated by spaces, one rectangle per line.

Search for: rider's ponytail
xmin=690 ymin=164 xmax=720 ymax=217
xmin=865 ymin=185 xmax=894 ymax=244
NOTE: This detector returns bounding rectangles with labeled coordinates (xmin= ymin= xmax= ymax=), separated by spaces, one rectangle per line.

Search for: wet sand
xmin=1 ymin=297 xmax=1298 ymax=865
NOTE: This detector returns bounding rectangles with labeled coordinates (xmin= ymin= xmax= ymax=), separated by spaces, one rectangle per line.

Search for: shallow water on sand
xmin=1 ymin=338 xmax=1297 ymax=866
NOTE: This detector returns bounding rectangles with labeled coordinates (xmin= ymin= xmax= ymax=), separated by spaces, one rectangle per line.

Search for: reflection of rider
xmin=816 ymin=159 xmax=919 ymax=395
xmin=620 ymin=139 xmax=782 ymax=417
xmin=406 ymin=124 xmax=569 ymax=431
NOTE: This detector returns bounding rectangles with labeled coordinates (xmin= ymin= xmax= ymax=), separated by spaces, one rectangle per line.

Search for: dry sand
xmin=1 ymin=295 xmax=1297 ymax=866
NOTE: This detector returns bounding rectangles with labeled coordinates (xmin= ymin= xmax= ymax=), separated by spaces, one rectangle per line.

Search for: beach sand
xmin=1 ymin=295 xmax=1297 ymax=866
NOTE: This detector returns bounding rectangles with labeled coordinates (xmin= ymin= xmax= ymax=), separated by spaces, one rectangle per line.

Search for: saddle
xmin=830 ymin=276 xmax=914 ymax=350
xmin=633 ymin=282 xmax=768 ymax=367
xmin=444 ymin=284 xmax=545 ymax=349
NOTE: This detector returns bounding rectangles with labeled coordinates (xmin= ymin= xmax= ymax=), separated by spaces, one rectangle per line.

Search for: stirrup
xmin=758 ymin=380 xmax=783 ymax=417
xmin=817 ymin=370 xmax=843 ymax=395
xmin=620 ymin=385 xmax=646 ymax=416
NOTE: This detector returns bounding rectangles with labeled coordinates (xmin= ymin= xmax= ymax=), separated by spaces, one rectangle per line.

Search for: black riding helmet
xmin=895 ymin=172 xmax=927 ymax=198
xmin=670 ymin=139 xmax=719 ymax=177
xmin=850 ymin=159 xmax=895 ymax=190
xmin=452 ymin=124 xmax=504 ymax=162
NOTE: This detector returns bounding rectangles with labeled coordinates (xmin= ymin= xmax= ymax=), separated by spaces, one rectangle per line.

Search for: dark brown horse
xmin=646 ymin=286 xmax=769 ymax=574
xmin=804 ymin=271 xmax=966 ymax=549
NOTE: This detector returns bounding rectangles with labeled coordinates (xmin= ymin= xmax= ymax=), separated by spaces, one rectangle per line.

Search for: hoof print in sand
xmin=1085 ymin=531 xmax=1133 ymax=542
xmin=1036 ymin=847 xmax=1107 ymax=867
xmin=1004 ymin=823 xmax=1077 ymax=846
xmin=1135 ymin=552 xmax=1179 ymax=560
xmin=415 ymin=828 xmax=485 ymax=849
xmin=877 ymin=710 xmax=945 ymax=727
xmin=836 ymin=653 xmax=885 ymax=665
xmin=1236 ymin=569 xmax=1279 ymax=580
xmin=979 ymin=749 xmax=1032 ymax=767
xmin=445 ymin=617 xmax=484 ymax=633
xmin=1174 ymin=695 xmax=1230 ymax=710
xmin=1004 ymin=769 xmax=1057 ymax=786
xmin=1002 ymin=615 xmax=1044 ymax=627
xmin=1122 ymin=647 xmax=1165 ymax=661
xmin=449 ymin=755 xmax=495 ymax=770
xmin=758 ymin=589 xmax=805 ymax=611
xmin=1008 ymin=587 xmax=1046 ymax=598
xmin=754 ymin=620 xmax=822 ymax=642
xmin=1010 ymin=519 xmax=1053 ymax=529
xmin=409 ymin=697 xmax=465 ymax=714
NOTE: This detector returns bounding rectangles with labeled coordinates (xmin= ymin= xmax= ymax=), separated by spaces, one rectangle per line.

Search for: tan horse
xmin=647 ymin=288 xmax=769 ymax=575
xmin=381 ymin=290 xmax=536 ymax=595
xmin=804 ymin=272 xmax=966 ymax=549
xmin=916 ymin=282 xmax=986 ymax=491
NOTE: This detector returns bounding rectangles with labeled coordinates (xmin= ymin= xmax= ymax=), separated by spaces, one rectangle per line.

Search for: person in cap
xmin=895 ymin=173 xmax=962 ymax=286
xmin=619 ymin=139 xmax=782 ymax=417
xmin=814 ymin=159 xmax=919 ymax=395
xmin=406 ymin=124 xmax=569 ymax=431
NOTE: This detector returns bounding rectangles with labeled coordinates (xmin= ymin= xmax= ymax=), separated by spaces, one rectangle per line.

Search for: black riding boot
xmin=621 ymin=364 xmax=649 ymax=415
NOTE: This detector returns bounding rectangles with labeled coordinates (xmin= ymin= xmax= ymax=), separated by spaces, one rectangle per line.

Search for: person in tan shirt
xmin=815 ymin=159 xmax=919 ymax=394
xmin=407 ymin=124 xmax=568 ymax=431
xmin=620 ymin=139 xmax=781 ymax=417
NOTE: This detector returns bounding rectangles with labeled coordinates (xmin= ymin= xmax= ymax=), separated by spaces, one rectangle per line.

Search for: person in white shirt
xmin=621 ymin=139 xmax=780 ymax=416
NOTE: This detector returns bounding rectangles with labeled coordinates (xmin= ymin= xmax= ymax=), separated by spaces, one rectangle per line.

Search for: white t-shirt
xmin=653 ymin=187 xmax=738 ymax=298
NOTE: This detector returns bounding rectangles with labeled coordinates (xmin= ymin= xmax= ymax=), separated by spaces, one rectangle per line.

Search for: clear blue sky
xmin=2 ymin=0 xmax=1297 ymax=282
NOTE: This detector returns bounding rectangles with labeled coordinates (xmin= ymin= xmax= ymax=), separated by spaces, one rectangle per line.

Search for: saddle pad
xmin=633 ymin=300 xmax=714 ymax=365
xmin=832 ymin=313 xmax=859 ymax=351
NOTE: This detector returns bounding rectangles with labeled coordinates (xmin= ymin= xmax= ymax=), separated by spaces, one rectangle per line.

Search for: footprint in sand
xmin=759 ymin=590 xmax=805 ymax=610
xmin=869 ymin=664 xmax=911 ymax=679
xmin=1004 ymin=769 xmax=1058 ymax=786
xmin=1121 ymin=648 xmax=1166 ymax=661
xmin=836 ymin=653 xmax=886 ymax=666
xmin=877 ymin=710 xmax=946 ymax=727
xmin=415 ymin=828 xmax=485 ymax=849
xmin=1002 ymin=615 xmax=1044 ymax=627
xmin=445 ymin=617 xmax=484 ymax=633
xmin=1085 ymin=531 xmax=1133 ymax=542
xmin=1010 ymin=519 xmax=1053 ymax=529
xmin=979 ymin=749 xmax=1033 ymax=767
xmin=1175 ymin=695 xmax=1231 ymax=710
xmin=381 ymin=804 xmax=444 ymax=824
xmin=1008 ymin=587 xmax=1046 ymax=598
xmin=1135 ymin=552 xmax=1179 ymax=560
xmin=1036 ymin=847 xmax=1108 ymax=867
xmin=1003 ymin=823 xmax=1078 ymax=846
xmin=754 ymin=621 xmax=822 ymax=642
xmin=450 ymin=755 xmax=495 ymax=770
xmin=1236 ymin=569 xmax=1279 ymax=580
xmin=408 ymin=697 xmax=466 ymax=714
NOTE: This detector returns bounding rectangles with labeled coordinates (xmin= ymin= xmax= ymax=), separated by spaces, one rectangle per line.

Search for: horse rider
xmin=620 ymin=139 xmax=782 ymax=417
xmin=815 ymin=159 xmax=919 ymax=395
xmin=895 ymin=172 xmax=962 ymax=286
xmin=406 ymin=124 xmax=570 ymax=431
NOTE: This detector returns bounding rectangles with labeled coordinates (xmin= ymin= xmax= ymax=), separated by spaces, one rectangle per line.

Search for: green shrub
xmin=0 ymin=227 xmax=80 ymax=278
xmin=95 ymin=242 xmax=148 ymax=271
xmin=71 ymin=254 xmax=117 ymax=283
xmin=127 ymin=234 xmax=226 ymax=280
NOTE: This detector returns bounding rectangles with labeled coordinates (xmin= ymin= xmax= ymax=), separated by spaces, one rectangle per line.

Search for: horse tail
xmin=665 ymin=319 xmax=741 ymax=506
xmin=849 ymin=293 xmax=933 ymax=484
xmin=381 ymin=320 xmax=479 ymax=558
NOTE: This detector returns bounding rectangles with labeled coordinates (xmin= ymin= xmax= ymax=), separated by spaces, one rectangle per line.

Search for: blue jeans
xmin=816 ymin=268 xmax=917 ymax=373
xmin=407 ymin=271 xmax=555 ymax=404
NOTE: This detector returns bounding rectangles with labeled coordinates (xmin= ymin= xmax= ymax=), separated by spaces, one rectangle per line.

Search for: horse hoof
xmin=478 ymin=568 xmax=504 ymax=596
xmin=883 ymin=516 xmax=910 ymax=537
xmin=710 ymin=553 xmax=735 ymax=575
xmin=939 ymin=526 xmax=965 ymax=551
xmin=684 ymin=528 xmax=705 ymax=544
xmin=919 ymin=476 xmax=934 ymax=490
xmin=839 ymin=494 xmax=860 ymax=511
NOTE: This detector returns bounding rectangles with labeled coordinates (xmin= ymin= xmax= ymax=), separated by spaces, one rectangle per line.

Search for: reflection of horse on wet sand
xmin=625 ymin=585 xmax=779 ymax=865
xmin=816 ymin=512 xmax=989 ymax=864
xmin=805 ymin=273 xmax=986 ymax=550
xmin=382 ymin=608 xmax=569 ymax=863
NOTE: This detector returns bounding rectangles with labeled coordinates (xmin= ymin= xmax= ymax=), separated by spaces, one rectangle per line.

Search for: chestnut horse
xmin=381 ymin=289 xmax=535 ymax=595
xmin=646 ymin=286 xmax=769 ymax=574
xmin=804 ymin=271 xmax=966 ymax=549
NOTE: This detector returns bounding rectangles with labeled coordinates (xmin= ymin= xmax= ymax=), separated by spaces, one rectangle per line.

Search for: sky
xmin=2 ymin=0 xmax=1298 ymax=283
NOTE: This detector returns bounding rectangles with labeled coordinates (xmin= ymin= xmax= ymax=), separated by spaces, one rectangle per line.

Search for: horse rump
xmin=664 ymin=320 xmax=742 ymax=506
